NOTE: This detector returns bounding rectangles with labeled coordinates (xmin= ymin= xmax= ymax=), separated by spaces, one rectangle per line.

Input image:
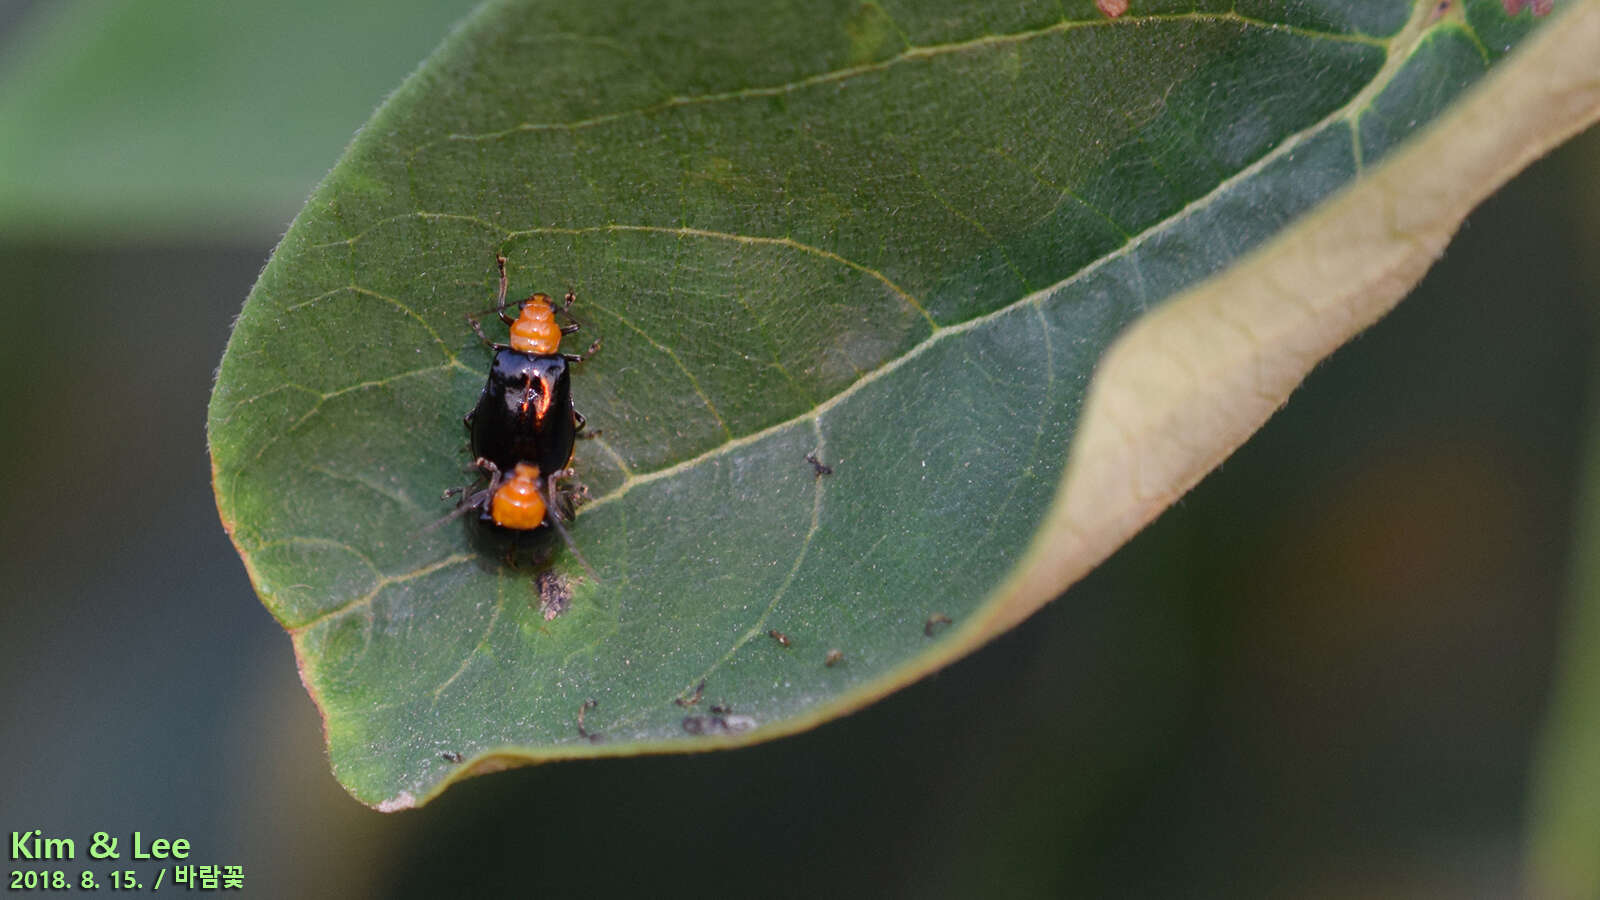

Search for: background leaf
xmin=1526 ymin=86 xmax=1600 ymax=900
xmin=208 ymin=0 xmax=1596 ymax=807
xmin=0 ymin=0 xmax=479 ymax=238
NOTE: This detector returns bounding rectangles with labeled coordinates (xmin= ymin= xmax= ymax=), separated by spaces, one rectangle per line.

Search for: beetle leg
xmin=547 ymin=466 xmax=576 ymax=509
xmin=572 ymin=409 xmax=601 ymax=440
xmin=542 ymin=476 xmax=598 ymax=581
xmin=466 ymin=311 xmax=510 ymax=350
xmin=554 ymin=300 xmax=588 ymax=335
xmin=423 ymin=482 xmax=490 ymax=532
xmin=474 ymin=256 xmax=520 ymax=327
xmin=563 ymin=334 xmax=602 ymax=364
xmin=472 ymin=457 xmax=503 ymax=489
xmin=497 ymin=256 xmax=523 ymax=326
xmin=495 ymin=256 xmax=514 ymax=325
xmin=568 ymin=481 xmax=593 ymax=509
xmin=547 ymin=467 xmax=592 ymax=515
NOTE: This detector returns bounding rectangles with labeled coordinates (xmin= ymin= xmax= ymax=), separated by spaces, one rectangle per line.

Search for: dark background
xmin=2 ymin=2 xmax=1596 ymax=896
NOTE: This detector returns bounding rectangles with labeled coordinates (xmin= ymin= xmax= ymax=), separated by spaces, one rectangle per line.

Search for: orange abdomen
xmin=491 ymin=464 xmax=547 ymax=530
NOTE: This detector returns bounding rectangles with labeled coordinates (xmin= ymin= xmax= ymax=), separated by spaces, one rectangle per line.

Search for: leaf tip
xmin=375 ymin=791 xmax=417 ymax=813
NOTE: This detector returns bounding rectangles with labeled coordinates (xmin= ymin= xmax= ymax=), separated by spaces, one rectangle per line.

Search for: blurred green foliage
xmin=0 ymin=0 xmax=479 ymax=238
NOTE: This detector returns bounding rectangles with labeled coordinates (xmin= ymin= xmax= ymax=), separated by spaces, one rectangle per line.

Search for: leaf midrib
xmin=570 ymin=0 xmax=1444 ymax=512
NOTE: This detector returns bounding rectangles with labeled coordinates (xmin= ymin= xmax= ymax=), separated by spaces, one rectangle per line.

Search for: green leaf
xmin=207 ymin=0 xmax=1600 ymax=808
xmin=0 ymin=0 xmax=480 ymax=238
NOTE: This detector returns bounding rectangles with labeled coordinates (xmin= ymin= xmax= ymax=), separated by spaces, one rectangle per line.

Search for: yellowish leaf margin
xmin=987 ymin=0 xmax=1600 ymax=638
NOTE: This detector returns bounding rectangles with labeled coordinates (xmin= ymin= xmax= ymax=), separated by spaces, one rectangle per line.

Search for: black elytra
xmin=468 ymin=351 xmax=578 ymax=478
xmin=461 ymin=256 xmax=598 ymax=485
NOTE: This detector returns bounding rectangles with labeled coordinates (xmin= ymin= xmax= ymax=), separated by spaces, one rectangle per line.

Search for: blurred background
xmin=2 ymin=2 xmax=1596 ymax=896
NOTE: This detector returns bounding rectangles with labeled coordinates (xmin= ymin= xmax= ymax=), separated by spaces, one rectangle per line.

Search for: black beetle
xmin=463 ymin=256 xmax=599 ymax=481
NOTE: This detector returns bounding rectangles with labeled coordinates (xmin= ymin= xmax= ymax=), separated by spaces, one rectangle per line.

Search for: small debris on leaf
xmin=804 ymin=452 xmax=833 ymax=479
xmin=674 ymin=679 xmax=707 ymax=708
xmin=682 ymin=714 xmax=756 ymax=735
xmin=576 ymin=698 xmax=601 ymax=743
xmin=537 ymin=571 xmax=571 ymax=620
xmin=924 ymin=613 xmax=953 ymax=637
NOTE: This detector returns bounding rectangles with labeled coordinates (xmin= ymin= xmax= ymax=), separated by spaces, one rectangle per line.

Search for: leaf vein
xmin=433 ymin=588 xmax=505 ymax=702
xmin=289 ymin=552 xmax=477 ymax=633
xmin=668 ymin=418 xmax=829 ymax=719
xmin=572 ymin=5 xmax=1440 ymax=511
xmin=433 ymin=12 xmax=1387 ymax=146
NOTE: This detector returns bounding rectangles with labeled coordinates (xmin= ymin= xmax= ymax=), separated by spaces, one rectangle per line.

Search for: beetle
xmin=443 ymin=458 xmax=595 ymax=577
xmin=432 ymin=257 xmax=601 ymax=578
xmin=441 ymin=458 xmax=551 ymax=531
xmin=464 ymin=256 xmax=599 ymax=480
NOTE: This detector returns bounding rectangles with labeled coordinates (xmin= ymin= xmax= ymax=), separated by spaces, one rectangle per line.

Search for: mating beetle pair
xmin=445 ymin=256 xmax=599 ymax=549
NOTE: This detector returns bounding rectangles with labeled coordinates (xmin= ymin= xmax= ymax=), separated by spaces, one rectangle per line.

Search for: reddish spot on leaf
xmin=1501 ymin=0 xmax=1555 ymax=14
xmin=1097 ymin=0 xmax=1129 ymax=18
